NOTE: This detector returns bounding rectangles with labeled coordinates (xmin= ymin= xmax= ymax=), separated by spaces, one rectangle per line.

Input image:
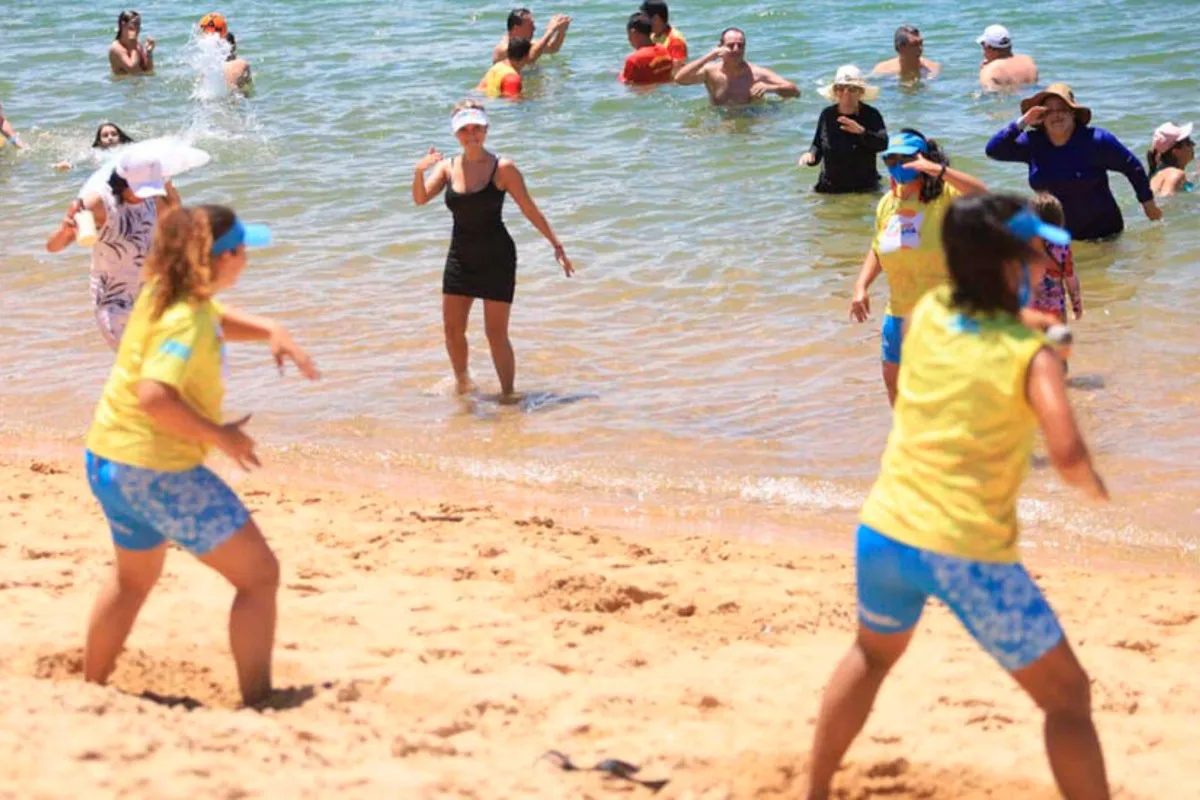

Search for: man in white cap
xmin=977 ymin=24 xmax=1037 ymax=90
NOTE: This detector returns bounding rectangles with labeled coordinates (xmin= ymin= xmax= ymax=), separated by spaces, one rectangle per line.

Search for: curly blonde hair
xmin=143 ymin=204 xmax=236 ymax=320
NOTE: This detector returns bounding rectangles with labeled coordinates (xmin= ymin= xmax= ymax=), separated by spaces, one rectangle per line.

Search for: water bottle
xmin=75 ymin=208 xmax=98 ymax=247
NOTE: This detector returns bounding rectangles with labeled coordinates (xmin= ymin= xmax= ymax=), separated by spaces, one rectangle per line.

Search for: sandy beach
xmin=0 ymin=446 xmax=1196 ymax=800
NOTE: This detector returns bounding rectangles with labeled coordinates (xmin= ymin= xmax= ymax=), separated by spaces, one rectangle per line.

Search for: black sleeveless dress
xmin=443 ymin=156 xmax=518 ymax=303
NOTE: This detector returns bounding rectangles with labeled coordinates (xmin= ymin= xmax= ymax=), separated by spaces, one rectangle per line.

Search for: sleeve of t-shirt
xmin=985 ymin=120 xmax=1032 ymax=163
xmin=1093 ymin=128 xmax=1154 ymax=203
xmin=807 ymin=108 xmax=827 ymax=163
xmin=871 ymin=194 xmax=890 ymax=255
xmin=619 ymin=55 xmax=634 ymax=83
xmin=141 ymin=307 xmax=203 ymax=390
xmin=668 ymin=37 xmax=687 ymax=61
xmin=864 ymin=106 xmax=888 ymax=152
xmin=499 ymin=72 xmax=522 ymax=97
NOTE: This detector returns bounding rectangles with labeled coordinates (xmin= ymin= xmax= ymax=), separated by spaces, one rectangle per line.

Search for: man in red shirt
xmin=640 ymin=0 xmax=687 ymax=63
xmin=620 ymin=12 xmax=673 ymax=86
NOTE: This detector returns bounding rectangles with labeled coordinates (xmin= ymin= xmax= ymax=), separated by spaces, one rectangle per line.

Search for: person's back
xmin=981 ymin=53 xmax=1036 ymax=88
xmin=620 ymin=13 xmax=673 ymax=85
xmin=480 ymin=37 xmax=531 ymax=97
xmin=861 ymin=285 xmax=1044 ymax=560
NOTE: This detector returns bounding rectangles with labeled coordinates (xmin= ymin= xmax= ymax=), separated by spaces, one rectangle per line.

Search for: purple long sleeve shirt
xmin=985 ymin=122 xmax=1153 ymax=241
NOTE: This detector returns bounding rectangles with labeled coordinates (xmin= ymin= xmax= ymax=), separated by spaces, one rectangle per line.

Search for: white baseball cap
xmin=114 ymin=152 xmax=168 ymax=199
xmin=976 ymin=24 xmax=1012 ymax=49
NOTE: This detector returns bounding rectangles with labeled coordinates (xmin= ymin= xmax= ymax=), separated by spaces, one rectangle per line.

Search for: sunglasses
xmin=883 ymin=154 xmax=918 ymax=166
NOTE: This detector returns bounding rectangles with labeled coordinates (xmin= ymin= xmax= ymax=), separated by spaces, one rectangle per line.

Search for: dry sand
xmin=0 ymin=451 xmax=1196 ymax=799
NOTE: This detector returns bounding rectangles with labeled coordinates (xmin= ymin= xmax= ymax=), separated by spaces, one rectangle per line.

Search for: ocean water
xmin=2 ymin=1 xmax=1198 ymax=560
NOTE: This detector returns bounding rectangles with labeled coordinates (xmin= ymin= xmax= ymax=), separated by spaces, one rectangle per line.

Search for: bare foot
xmin=455 ymin=375 xmax=477 ymax=395
xmin=497 ymin=392 xmax=523 ymax=406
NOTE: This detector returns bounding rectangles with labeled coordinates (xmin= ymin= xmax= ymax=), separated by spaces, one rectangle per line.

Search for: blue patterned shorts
xmin=86 ymin=451 xmax=250 ymax=556
xmin=855 ymin=524 xmax=1064 ymax=672
xmin=881 ymin=314 xmax=904 ymax=365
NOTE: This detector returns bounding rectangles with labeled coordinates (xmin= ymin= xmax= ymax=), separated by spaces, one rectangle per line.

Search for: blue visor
xmin=211 ymin=220 xmax=272 ymax=258
xmin=881 ymin=131 xmax=928 ymax=157
xmin=1007 ymin=209 xmax=1071 ymax=246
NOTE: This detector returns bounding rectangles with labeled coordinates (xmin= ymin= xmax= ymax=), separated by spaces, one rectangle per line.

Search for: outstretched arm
xmin=46 ymin=196 xmax=106 ymax=253
xmin=545 ymin=16 xmax=570 ymax=54
xmin=1027 ymin=348 xmax=1107 ymax=499
xmin=220 ymin=305 xmax=320 ymax=379
xmin=496 ymin=160 xmax=573 ymax=275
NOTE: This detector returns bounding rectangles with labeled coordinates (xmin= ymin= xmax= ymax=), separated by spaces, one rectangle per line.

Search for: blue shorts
xmin=86 ymin=451 xmax=250 ymax=556
xmin=881 ymin=315 xmax=903 ymax=365
xmin=855 ymin=524 xmax=1064 ymax=672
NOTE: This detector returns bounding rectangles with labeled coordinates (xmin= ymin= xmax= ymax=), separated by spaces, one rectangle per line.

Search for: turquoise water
xmin=2 ymin=1 xmax=1199 ymax=557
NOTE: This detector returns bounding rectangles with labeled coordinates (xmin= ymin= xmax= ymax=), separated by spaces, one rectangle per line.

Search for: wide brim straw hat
xmin=1020 ymin=83 xmax=1092 ymax=127
xmin=818 ymin=65 xmax=880 ymax=102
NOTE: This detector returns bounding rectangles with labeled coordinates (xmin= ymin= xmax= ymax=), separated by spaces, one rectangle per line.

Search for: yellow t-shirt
xmin=651 ymin=27 xmax=688 ymax=61
xmin=86 ymin=288 xmax=226 ymax=472
xmin=872 ymin=184 xmax=961 ymax=317
xmin=482 ymin=61 xmax=522 ymax=98
xmin=860 ymin=287 xmax=1046 ymax=563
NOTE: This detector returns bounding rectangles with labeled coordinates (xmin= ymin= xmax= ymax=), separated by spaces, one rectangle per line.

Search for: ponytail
xmin=142 ymin=204 xmax=236 ymax=320
xmin=1147 ymin=148 xmax=1160 ymax=174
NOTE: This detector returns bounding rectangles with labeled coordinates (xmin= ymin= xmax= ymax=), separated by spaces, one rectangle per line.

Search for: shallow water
xmin=2 ymin=1 xmax=1198 ymax=560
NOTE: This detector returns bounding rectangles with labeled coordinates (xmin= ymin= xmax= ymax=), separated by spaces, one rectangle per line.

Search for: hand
xmin=798 ymin=152 xmax=816 ymax=167
xmin=215 ymin=414 xmax=260 ymax=471
xmin=53 ymin=160 xmax=73 ymax=171
xmin=837 ymin=115 xmax=865 ymax=135
xmin=749 ymin=83 xmax=770 ymax=100
xmin=1020 ymin=105 xmax=1046 ymax=128
xmin=145 ymin=38 xmax=156 ymax=54
xmin=549 ymin=14 xmax=570 ymax=30
xmin=848 ymin=289 xmax=870 ymax=323
xmin=710 ymin=46 xmax=731 ymax=61
xmin=416 ymin=147 xmax=443 ymax=172
xmin=1142 ymin=200 xmax=1163 ymax=221
xmin=62 ymin=199 xmax=84 ymax=229
xmin=553 ymin=243 xmax=574 ymax=277
xmin=907 ymin=153 xmax=945 ymax=177
xmin=269 ymin=327 xmax=320 ymax=380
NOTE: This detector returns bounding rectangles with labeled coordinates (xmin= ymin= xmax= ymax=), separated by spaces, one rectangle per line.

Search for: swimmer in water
xmin=0 ymin=100 xmax=24 ymax=150
xmin=492 ymin=9 xmax=571 ymax=65
xmin=223 ymin=33 xmax=253 ymax=91
xmin=109 ymin=10 xmax=155 ymax=76
xmin=872 ymin=25 xmax=939 ymax=81
xmin=479 ymin=38 xmax=532 ymax=98
xmin=673 ymin=27 xmax=800 ymax=106
xmin=54 ymin=122 xmax=135 ymax=171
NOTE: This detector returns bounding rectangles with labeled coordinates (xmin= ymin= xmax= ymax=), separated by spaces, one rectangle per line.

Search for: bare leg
xmin=84 ymin=543 xmax=168 ymax=685
xmin=807 ymin=625 xmax=915 ymax=800
xmin=197 ymin=520 xmax=280 ymax=707
xmin=483 ymin=299 xmax=516 ymax=397
xmin=1011 ymin=639 xmax=1110 ymax=800
xmin=442 ymin=294 xmax=475 ymax=394
xmin=882 ymin=361 xmax=900 ymax=407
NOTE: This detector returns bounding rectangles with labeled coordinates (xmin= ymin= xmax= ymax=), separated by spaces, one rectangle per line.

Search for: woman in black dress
xmin=798 ymin=65 xmax=887 ymax=193
xmin=412 ymin=100 xmax=573 ymax=398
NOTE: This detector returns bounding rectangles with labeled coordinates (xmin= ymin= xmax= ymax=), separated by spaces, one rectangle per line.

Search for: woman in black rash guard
xmin=799 ymin=65 xmax=888 ymax=193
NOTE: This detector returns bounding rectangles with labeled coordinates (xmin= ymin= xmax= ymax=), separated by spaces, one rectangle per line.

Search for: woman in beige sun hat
xmin=799 ymin=65 xmax=888 ymax=193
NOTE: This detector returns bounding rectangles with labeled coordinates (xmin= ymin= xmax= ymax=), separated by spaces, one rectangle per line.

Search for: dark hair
xmin=627 ymin=12 xmax=653 ymax=37
xmin=116 ymin=10 xmax=141 ymax=40
xmin=507 ymin=35 xmax=532 ymax=61
xmin=943 ymin=193 xmax=1037 ymax=316
xmin=1147 ymin=141 xmax=1187 ymax=174
xmin=898 ymin=128 xmax=947 ymax=203
xmin=719 ymin=27 xmax=745 ymax=44
xmin=893 ymin=24 xmax=920 ymax=51
xmin=107 ymin=170 xmax=131 ymax=205
xmin=1031 ymin=192 xmax=1065 ymax=227
xmin=640 ymin=0 xmax=669 ymax=24
xmin=506 ymin=8 xmax=530 ymax=32
xmin=92 ymin=122 xmax=135 ymax=148
xmin=226 ymin=32 xmax=237 ymax=60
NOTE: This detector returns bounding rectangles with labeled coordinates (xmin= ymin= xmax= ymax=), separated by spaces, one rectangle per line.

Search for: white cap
xmin=451 ymin=107 xmax=489 ymax=134
xmin=976 ymin=24 xmax=1012 ymax=49
xmin=114 ymin=152 xmax=168 ymax=199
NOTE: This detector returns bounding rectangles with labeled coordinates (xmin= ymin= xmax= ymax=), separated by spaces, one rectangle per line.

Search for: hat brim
xmin=1020 ymin=90 xmax=1092 ymax=127
xmin=132 ymin=183 xmax=168 ymax=199
xmin=881 ymin=143 xmax=923 ymax=157
xmin=241 ymin=223 xmax=272 ymax=247
xmin=818 ymin=82 xmax=880 ymax=102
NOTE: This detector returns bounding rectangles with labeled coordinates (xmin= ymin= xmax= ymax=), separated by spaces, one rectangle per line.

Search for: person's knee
xmin=443 ymin=319 xmax=467 ymax=340
xmin=250 ymin=549 xmax=281 ymax=593
xmin=1036 ymin=662 xmax=1092 ymax=716
xmin=855 ymin=628 xmax=909 ymax=673
xmin=114 ymin=558 xmax=162 ymax=596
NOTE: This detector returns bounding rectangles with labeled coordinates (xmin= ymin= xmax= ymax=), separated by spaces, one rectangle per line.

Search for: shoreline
xmin=1 ymin=439 xmax=1196 ymax=797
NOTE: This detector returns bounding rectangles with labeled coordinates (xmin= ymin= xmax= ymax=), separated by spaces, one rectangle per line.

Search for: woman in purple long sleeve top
xmin=986 ymin=83 xmax=1162 ymax=241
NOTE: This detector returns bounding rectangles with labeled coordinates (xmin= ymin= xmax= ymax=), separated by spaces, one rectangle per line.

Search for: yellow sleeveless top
xmin=860 ymin=286 xmax=1046 ymax=563
xmin=483 ymin=62 xmax=521 ymax=98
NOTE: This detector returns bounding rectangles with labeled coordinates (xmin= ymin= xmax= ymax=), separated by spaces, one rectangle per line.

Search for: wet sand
xmin=0 ymin=449 xmax=1196 ymax=799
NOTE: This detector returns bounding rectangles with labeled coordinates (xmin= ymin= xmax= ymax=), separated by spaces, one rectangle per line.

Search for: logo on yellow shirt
xmin=878 ymin=209 xmax=925 ymax=253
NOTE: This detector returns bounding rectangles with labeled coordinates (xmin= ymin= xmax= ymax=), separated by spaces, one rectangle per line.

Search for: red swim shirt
xmin=620 ymin=44 xmax=674 ymax=85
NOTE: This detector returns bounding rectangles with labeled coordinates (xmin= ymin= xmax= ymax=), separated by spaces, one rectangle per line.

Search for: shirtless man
xmin=492 ymin=8 xmax=570 ymax=65
xmin=109 ymin=10 xmax=155 ymax=76
xmin=674 ymin=28 xmax=800 ymax=106
xmin=872 ymin=25 xmax=939 ymax=81
xmin=224 ymin=33 xmax=253 ymax=91
xmin=977 ymin=25 xmax=1037 ymax=90
xmin=0 ymin=101 xmax=23 ymax=149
